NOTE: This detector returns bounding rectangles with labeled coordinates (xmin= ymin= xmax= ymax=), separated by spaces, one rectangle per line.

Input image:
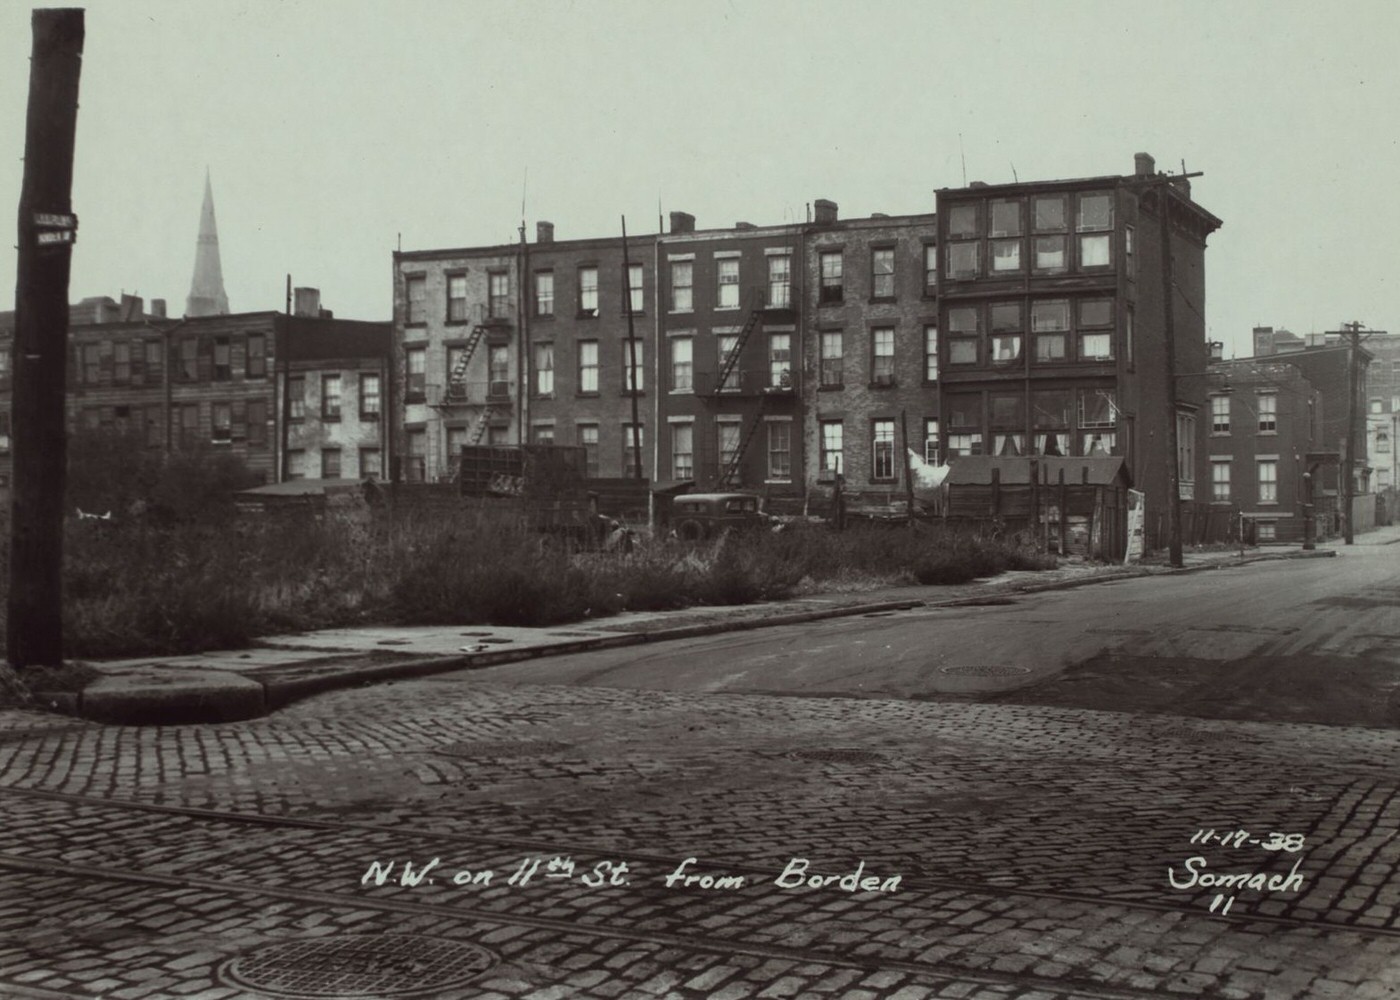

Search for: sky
xmin=1 ymin=0 xmax=1397 ymax=358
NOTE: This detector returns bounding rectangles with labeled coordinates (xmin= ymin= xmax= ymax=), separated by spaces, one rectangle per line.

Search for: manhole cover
xmin=787 ymin=748 xmax=886 ymax=764
xmin=433 ymin=740 xmax=574 ymax=759
xmin=939 ymin=664 xmax=1031 ymax=677
xmin=220 ymin=934 xmax=496 ymax=998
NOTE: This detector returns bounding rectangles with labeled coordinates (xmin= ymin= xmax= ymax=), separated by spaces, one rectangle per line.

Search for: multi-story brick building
xmin=933 ymin=153 xmax=1222 ymax=545
xmin=803 ymin=201 xmax=940 ymax=508
xmin=1205 ymin=359 xmax=1323 ymax=542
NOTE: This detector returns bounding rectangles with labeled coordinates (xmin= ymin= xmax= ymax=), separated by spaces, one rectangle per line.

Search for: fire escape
xmin=433 ymin=310 xmax=512 ymax=478
xmin=708 ymin=289 xmax=796 ymax=489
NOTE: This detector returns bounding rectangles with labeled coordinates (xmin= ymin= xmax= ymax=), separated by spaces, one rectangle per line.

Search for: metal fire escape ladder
xmin=711 ymin=296 xmax=765 ymax=397
xmin=469 ymin=406 xmax=496 ymax=445
xmin=718 ymin=391 xmax=769 ymax=488
xmin=444 ymin=324 xmax=489 ymax=403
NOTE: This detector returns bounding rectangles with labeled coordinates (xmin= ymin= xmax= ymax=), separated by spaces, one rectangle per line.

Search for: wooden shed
xmin=944 ymin=456 xmax=1132 ymax=560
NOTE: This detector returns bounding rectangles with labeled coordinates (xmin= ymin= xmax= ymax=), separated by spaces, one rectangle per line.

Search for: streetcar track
xmin=0 ymin=851 xmax=1229 ymax=1000
xmin=2 ymin=784 xmax=1395 ymax=939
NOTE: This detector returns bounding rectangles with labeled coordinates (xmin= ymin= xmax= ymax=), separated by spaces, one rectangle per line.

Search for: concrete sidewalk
xmin=36 ymin=528 xmax=1388 ymax=725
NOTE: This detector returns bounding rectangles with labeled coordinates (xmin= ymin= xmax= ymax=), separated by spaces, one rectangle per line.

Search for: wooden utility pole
xmin=1159 ymin=183 xmax=1185 ymax=568
xmin=8 ymin=9 xmax=85 ymax=670
xmin=1343 ymin=321 xmax=1363 ymax=545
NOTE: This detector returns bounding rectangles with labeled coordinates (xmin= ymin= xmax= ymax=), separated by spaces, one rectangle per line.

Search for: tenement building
xmin=933 ymin=153 xmax=1222 ymax=545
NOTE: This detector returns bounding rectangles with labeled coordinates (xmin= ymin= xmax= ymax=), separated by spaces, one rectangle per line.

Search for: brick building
xmin=933 ymin=153 xmax=1222 ymax=546
xmin=1205 ymin=359 xmax=1323 ymax=542
xmin=802 ymin=201 xmax=940 ymax=510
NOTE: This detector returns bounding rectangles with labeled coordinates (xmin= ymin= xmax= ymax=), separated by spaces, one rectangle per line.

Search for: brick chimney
xmin=1135 ymin=152 xmax=1156 ymax=177
xmin=669 ymin=211 xmax=695 ymax=234
xmin=1209 ymin=341 xmax=1224 ymax=361
xmin=119 ymin=294 xmax=144 ymax=321
xmin=150 ymin=298 xmax=167 ymax=318
xmin=536 ymin=221 xmax=554 ymax=243
xmin=813 ymin=199 xmax=838 ymax=224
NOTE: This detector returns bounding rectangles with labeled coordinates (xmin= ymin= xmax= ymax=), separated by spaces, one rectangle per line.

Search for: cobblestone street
xmin=2 ymin=549 xmax=1399 ymax=998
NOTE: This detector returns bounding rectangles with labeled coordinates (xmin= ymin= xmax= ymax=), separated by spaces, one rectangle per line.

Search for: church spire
xmin=185 ymin=170 xmax=230 ymax=317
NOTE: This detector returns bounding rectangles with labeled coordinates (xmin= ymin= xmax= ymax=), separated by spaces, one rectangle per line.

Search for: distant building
xmin=934 ymin=153 xmax=1223 ymax=545
xmin=186 ymin=173 xmax=231 ymax=318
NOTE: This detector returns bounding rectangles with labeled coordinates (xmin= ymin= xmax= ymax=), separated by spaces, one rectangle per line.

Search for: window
xmin=286 ymin=449 xmax=306 ymax=479
xmin=872 ymin=419 xmax=896 ymax=480
xmin=672 ymin=423 xmax=694 ymax=480
xmin=322 ymin=448 xmax=342 ymax=479
xmin=1177 ymin=413 xmax=1196 ymax=491
xmin=1125 ymin=225 xmax=1135 ymax=278
xmin=322 ymin=374 xmax=342 ymax=419
xmin=1078 ymin=299 xmax=1114 ymax=360
xmin=1211 ymin=395 xmax=1230 ymax=433
xmin=1258 ymin=459 xmax=1278 ymax=503
xmin=487 ymin=425 xmax=509 ymax=447
xmin=448 ymin=274 xmax=469 ymax=322
xmin=577 ymin=424 xmax=599 ymax=477
xmin=532 ymin=424 xmax=555 ymax=446
xmin=948 ymin=203 xmax=978 ymax=237
xmin=211 ymin=402 xmax=232 ymax=443
xmin=176 ymin=403 xmax=200 ymax=448
xmin=717 ymin=259 xmax=739 ymax=309
xmin=871 ymin=328 xmax=895 ymax=385
xmin=622 ymin=339 xmax=644 ymax=392
xmin=946 ymin=240 xmax=979 ymax=278
xmin=1370 ymin=398 xmax=1384 ymax=414
xmin=717 ymin=334 xmax=739 ymax=392
xmin=288 ymin=375 xmax=306 ymax=420
xmin=247 ymin=334 xmax=266 ymax=378
xmin=820 ymin=331 xmax=844 ymax=386
xmin=622 ymin=424 xmax=644 ymax=479
xmin=671 ymin=261 xmax=693 ymax=312
xmin=990 ymin=302 xmax=1023 ymax=364
xmin=1033 ymin=195 xmax=1067 ymax=233
xmin=535 ymin=271 xmax=554 ymax=317
xmin=1125 ymin=308 xmax=1135 ymax=365
xmin=1079 ymin=388 xmax=1117 ymax=456
xmin=947 ymin=305 xmax=979 ymax=365
xmin=534 ymin=343 xmax=554 ymax=396
xmin=924 ymin=325 xmax=938 ymax=382
xmin=114 ymin=342 xmax=131 ymax=384
xmin=446 ymin=427 xmax=470 ymax=468
xmin=871 ymin=247 xmax=895 ymax=298
xmin=924 ymin=418 xmax=940 ymax=464
xmin=405 ymin=430 xmax=426 ymax=482
xmin=768 ymin=333 xmax=791 ymax=389
xmin=671 ymin=337 xmax=693 ymax=391
xmin=627 ymin=263 xmax=644 ymax=313
xmin=247 ymin=399 xmax=267 ymax=446
xmin=1032 ymin=299 xmax=1070 ymax=362
xmin=819 ymin=251 xmax=843 ymax=304
xmin=989 ymin=199 xmax=1022 ymax=273
xmin=578 ymin=340 xmax=599 ymax=394
xmin=1212 ymin=460 xmax=1231 ymax=501
xmin=1257 ymin=521 xmax=1277 ymax=541
xmin=923 ymin=245 xmax=937 ymax=293
xmin=1077 ymin=192 xmax=1113 ymax=269
xmin=718 ymin=420 xmax=741 ymax=477
xmin=360 ymin=448 xmax=382 ymax=480
xmin=768 ymin=421 xmax=792 ymax=479
xmin=179 ymin=339 xmax=197 ymax=381
xmin=145 ymin=340 xmax=162 ymax=379
xmin=1258 ymin=394 xmax=1277 ymax=433
xmin=405 ymin=275 xmax=426 ymax=324
xmin=488 ymin=272 xmax=509 ymax=318
xmin=1032 ymin=390 xmax=1071 ymax=456
xmin=578 ymin=266 xmax=598 ymax=316
xmin=351 ymin=372 xmax=378 ymax=420
xmin=768 ymin=255 xmax=791 ymax=308
xmin=820 ymin=420 xmax=843 ymax=475
xmin=488 ymin=345 xmax=510 ymax=397
xmin=405 ymin=346 xmax=426 ymax=399
xmin=1376 ymin=429 xmax=1390 ymax=454
xmin=990 ymin=394 xmax=1025 ymax=456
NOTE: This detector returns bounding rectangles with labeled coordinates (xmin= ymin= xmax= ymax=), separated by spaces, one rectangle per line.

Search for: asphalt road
xmin=1 ymin=542 xmax=1398 ymax=999
xmin=461 ymin=543 xmax=1400 ymax=726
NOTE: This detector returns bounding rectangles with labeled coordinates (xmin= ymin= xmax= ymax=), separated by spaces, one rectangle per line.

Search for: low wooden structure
xmin=943 ymin=456 xmax=1132 ymax=560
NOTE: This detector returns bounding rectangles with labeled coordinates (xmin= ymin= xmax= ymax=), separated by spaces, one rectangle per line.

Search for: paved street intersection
xmin=1 ymin=545 xmax=1399 ymax=999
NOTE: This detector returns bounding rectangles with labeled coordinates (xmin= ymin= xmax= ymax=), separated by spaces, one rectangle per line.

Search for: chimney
xmin=969 ymin=181 xmax=989 ymax=189
xmin=536 ymin=221 xmax=554 ymax=243
xmin=1135 ymin=152 xmax=1156 ymax=177
xmin=1252 ymin=326 xmax=1275 ymax=357
xmin=734 ymin=221 xmax=756 ymax=231
xmin=813 ymin=199 xmax=838 ymax=224
xmin=94 ymin=298 xmax=117 ymax=324
xmin=870 ymin=212 xmax=889 ymax=219
xmin=1169 ymin=175 xmax=1192 ymax=198
xmin=150 ymin=298 xmax=167 ymax=318
xmin=293 ymin=287 xmax=321 ymax=317
xmin=669 ymin=211 xmax=695 ymax=234
xmin=1209 ymin=341 xmax=1224 ymax=361
xmin=119 ymin=294 xmax=144 ymax=321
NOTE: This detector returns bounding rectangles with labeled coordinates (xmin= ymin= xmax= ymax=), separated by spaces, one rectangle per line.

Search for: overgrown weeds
xmin=0 ymin=514 xmax=1054 ymax=659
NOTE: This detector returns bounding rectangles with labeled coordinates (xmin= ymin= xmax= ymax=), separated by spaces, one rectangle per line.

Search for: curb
xmin=41 ymin=548 xmax=1340 ymax=725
